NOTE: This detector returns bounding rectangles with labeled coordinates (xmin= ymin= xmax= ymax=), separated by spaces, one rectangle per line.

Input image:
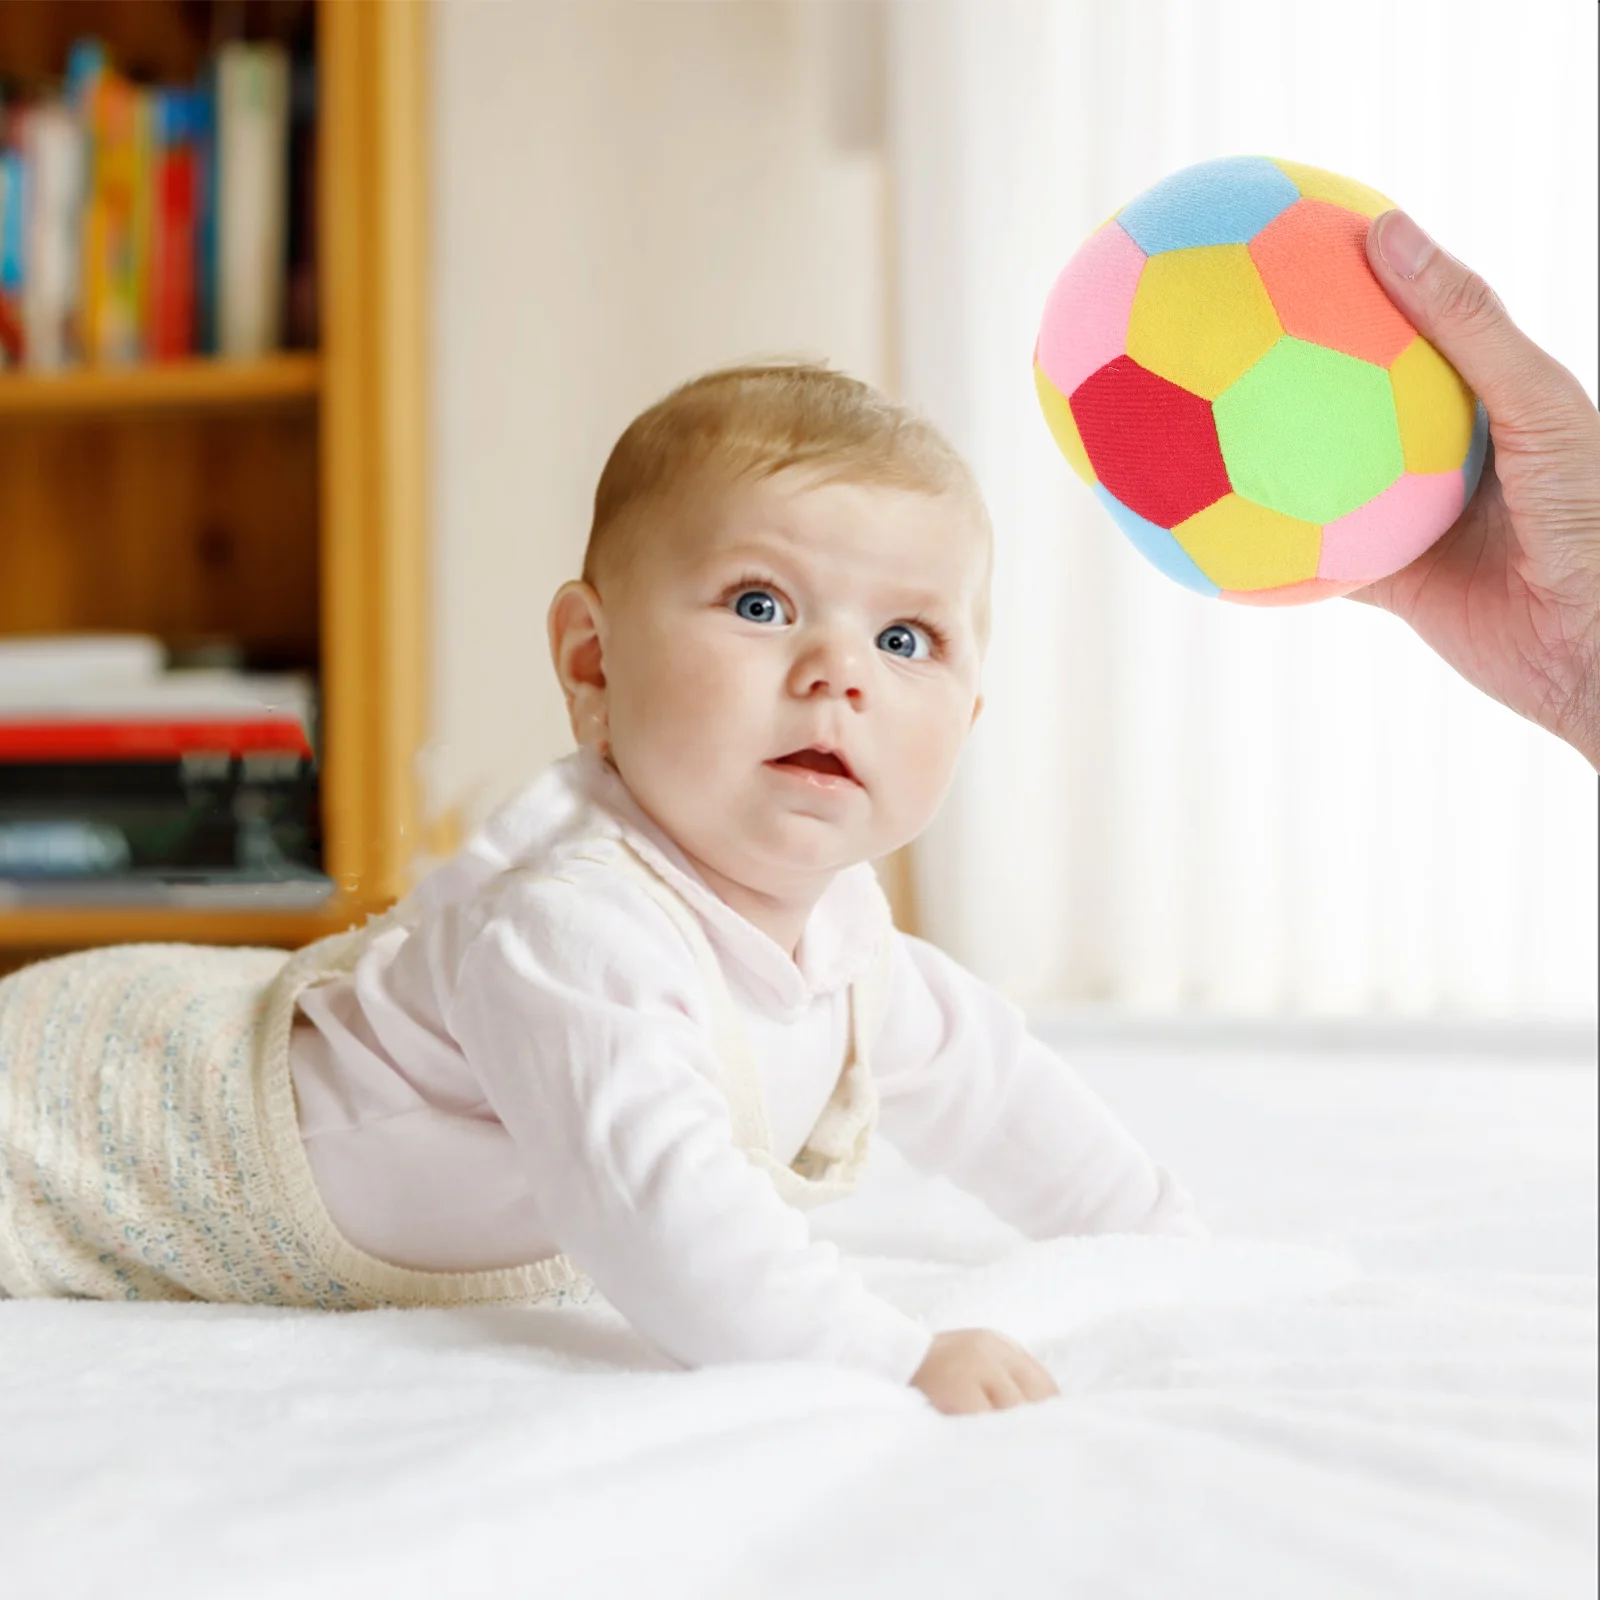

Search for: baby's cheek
xmin=617 ymin=639 xmax=726 ymax=735
xmin=885 ymin=701 xmax=970 ymax=812
xmin=652 ymin=628 xmax=746 ymax=702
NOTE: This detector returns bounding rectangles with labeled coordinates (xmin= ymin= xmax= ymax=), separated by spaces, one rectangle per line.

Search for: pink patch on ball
xmin=1035 ymin=221 xmax=1147 ymax=400
xmin=1222 ymin=578 xmax=1364 ymax=607
xmin=1318 ymin=470 xmax=1466 ymax=582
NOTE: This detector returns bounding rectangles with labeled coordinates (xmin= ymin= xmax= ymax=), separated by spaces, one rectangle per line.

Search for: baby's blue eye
xmin=877 ymin=623 xmax=932 ymax=661
xmin=733 ymin=589 xmax=789 ymax=625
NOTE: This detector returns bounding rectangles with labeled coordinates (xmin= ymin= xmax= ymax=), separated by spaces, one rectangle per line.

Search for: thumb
xmin=1366 ymin=210 xmax=1572 ymax=427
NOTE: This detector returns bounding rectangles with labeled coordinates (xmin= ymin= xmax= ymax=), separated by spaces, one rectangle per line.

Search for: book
xmin=0 ymin=124 xmax=23 ymax=366
xmin=0 ymin=632 xmax=165 ymax=690
xmin=0 ymin=751 xmax=322 ymax=878
xmin=0 ymin=663 xmax=316 ymax=731
xmin=0 ymin=718 xmax=312 ymax=762
xmin=78 ymin=57 xmax=145 ymax=365
xmin=147 ymin=89 xmax=198 ymax=362
xmin=0 ymin=875 xmax=335 ymax=910
xmin=0 ymin=748 xmax=328 ymax=902
xmin=285 ymin=42 xmax=318 ymax=349
xmin=194 ymin=75 xmax=218 ymax=355
xmin=21 ymin=102 xmax=85 ymax=370
xmin=216 ymin=42 xmax=289 ymax=360
xmin=0 ymin=644 xmax=318 ymax=763
xmin=0 ymin=819 xmax=132 ymax=877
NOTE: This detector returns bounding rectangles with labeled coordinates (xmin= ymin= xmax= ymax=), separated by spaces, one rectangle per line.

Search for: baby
xmin=0 ymin=363 xmax=1204 ymax=1416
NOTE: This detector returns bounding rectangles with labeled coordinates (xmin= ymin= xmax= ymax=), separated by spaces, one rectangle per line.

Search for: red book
xmin=0 ymin=718 xmax=312 ymax=762
xmin=148 ymin=91 xmax=197 ymax=361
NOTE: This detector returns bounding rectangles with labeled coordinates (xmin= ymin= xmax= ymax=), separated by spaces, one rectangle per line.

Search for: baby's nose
xmin=790 ymin=630 xmax=867 ymax=701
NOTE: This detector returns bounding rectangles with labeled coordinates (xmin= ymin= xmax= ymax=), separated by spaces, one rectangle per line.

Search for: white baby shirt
xmin=289 ymin=749 xmax=1206 ymax=1383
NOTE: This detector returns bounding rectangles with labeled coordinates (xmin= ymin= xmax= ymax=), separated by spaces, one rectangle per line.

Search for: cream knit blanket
xmin=0 ymin=923 xmax=593 ymax=1307
xmin=0 ymin=844 xmax=890 ymax=1306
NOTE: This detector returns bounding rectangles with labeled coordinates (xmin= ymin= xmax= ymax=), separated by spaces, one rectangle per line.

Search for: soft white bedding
xmin=2 ymin=1042 xmax=1594 ymax=1599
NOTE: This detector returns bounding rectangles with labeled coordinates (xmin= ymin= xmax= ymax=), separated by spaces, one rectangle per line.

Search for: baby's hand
xmin=910 ymin=1328 xmax=1059 ymax=1415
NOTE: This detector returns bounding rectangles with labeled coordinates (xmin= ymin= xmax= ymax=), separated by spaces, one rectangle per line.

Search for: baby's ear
xmin=970 ymin=694 xmax=985 ymax=729
xmin=548 ymin=581 xmax=610 ymax=747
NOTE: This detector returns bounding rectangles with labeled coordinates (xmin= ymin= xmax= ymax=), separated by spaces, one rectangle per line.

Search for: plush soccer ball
xmin=1034 ymin=156 xmax=1488 ymax=604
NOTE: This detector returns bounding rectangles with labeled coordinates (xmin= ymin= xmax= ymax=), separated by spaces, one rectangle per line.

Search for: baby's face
xmin=587 ymin=470 xmax=987 ymax=902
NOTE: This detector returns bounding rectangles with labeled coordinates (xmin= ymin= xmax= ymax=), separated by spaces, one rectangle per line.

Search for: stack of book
xmin=0 ymin=33 xmax=313 ymax=372
xmin=0 ymin=635 xmax=331 ymax=909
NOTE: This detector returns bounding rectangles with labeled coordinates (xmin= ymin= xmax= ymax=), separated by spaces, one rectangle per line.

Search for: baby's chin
xmin=683 ymin=813 xmax=883 ymax=896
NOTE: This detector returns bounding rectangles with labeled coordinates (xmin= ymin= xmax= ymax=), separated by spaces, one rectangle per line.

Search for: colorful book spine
xmin=216 ymin=42 xmax=290 ymax=360
xmin=98 ymin=73 xmax=145 ymax=365
xmin=22 ymin=103 xmax=85 ymax=369
xmin=195 ymin=71 xmax=218 ymax=356
xmin=127 ymin=83 xmax=153 ymax=361
xmin=77 ymin=56 xmax=140 ymax=364
xmin=148 ymin=90 xmax=198 ymax=362
xmin=67 ymin=41 xmax=100 ymax=363
xmin=0 ymin=115 xmax=24 ymax=367
xmin=285 ymin=47 xmax=318 ymax=349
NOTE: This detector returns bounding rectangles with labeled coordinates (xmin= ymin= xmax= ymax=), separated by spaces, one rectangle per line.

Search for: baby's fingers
xmin=982 ymin=1372 xmax=1027 ymax=1411
xmin=1012 ymin=1353 xmax=1060 ymax=1404
xmin=943 ymin=1379 xmax=999 ymax=1416
xmin=983 ymin=1352 xmax=1058 ymax=1409
xmin=911 ymin=1328 xmax=1057 ymax=1414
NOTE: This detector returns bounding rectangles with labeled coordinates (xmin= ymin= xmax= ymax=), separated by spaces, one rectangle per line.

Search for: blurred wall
xmin=424 ymin=0 xmax=889 ymax=837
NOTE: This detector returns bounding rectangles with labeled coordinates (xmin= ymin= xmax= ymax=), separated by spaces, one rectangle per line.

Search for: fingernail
xmin=1376 ymin=210 xmax=1437 ymax=280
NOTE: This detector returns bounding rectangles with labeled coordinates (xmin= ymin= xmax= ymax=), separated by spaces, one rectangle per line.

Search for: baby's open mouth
xmin=767 ymin=747 xmax=860 ymax=785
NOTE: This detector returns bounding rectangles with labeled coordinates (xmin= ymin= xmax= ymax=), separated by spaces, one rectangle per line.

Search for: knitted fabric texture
xmin=1034 ymin=155 xmax=1488 ymax=604
xmin=0 ymin=841 xmax=893 ymax=1306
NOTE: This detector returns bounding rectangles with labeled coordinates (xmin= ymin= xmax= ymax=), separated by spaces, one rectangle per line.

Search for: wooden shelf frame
xmin=0 ymin=355 xmax=321 ymax=418
xmin=0 ymin=902 xmax=363 ymax=956
xmin=318 ymin=0 xmax=430 ymax=914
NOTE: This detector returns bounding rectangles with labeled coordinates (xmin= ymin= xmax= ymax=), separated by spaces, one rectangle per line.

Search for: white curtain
xmin=888 ymin=0 xmax=1599 ymax=1022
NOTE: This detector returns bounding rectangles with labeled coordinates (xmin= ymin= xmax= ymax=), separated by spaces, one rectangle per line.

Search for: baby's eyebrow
xmin=687 ymin=541 xmax=785 ymax=582
xmin=704 ymin=535 xmax=798 ymax=567
xmin=882 ymin=585 xmax=957 ymax=617
xmin=702 ymin=540 xmax=964 ymax=619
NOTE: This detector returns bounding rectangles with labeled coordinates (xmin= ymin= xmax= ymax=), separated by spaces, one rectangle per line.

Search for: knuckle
xmin=1435 ymin=269 xmax=1504 ymax=331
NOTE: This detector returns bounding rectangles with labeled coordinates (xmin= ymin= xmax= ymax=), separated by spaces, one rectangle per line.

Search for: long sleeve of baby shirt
xmin=444 ymin=867 xmax=934 ymax=1384
xmin=871 ymin=933 xmax=1209 ymax=1243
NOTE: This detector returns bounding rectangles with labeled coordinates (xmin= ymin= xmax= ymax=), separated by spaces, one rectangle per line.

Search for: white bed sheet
xmin=1 ymin=1044 xmax=1594 ymax=1599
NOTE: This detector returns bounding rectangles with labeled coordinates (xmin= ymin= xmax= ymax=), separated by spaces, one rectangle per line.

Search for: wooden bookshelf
xmin=0 ymin=903 xmax=362 ymax=959
xmin=0 ymin=0 xmax=431 ymax=971
xmin=0 ymin=354 xmax=321 ymax=417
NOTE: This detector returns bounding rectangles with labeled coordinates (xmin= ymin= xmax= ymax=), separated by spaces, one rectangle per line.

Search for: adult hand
xmin=1355 ymin=210 xmax=1600 ymax=768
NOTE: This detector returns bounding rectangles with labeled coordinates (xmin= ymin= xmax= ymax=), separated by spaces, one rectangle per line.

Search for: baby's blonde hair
xmin=582 ymin=362 xmax=992 ymax=633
